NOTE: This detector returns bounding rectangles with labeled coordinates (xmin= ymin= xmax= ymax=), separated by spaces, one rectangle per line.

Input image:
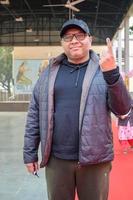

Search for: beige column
xmin=124 ymin=16 xmax=130 ymax=90
xmin=118 ymin=28 xmax=122 ymax=71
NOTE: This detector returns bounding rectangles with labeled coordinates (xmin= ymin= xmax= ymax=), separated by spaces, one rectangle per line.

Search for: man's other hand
xmin=26 ymin=162 xmax=39 ymax=173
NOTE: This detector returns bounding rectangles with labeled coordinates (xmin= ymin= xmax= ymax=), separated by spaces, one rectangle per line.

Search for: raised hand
xmin=99 ymin=38 xmax=116 ymax=72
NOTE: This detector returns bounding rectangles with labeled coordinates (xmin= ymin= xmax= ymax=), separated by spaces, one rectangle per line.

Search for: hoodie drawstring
xmin=70 ymin=66 xmax=82 ymax=87
xmin=62 ymin=58 xmax=89 ymax=87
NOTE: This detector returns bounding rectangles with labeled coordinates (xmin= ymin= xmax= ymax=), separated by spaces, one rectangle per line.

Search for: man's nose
xmin=71 ymin=35 xmax=78 ymax=42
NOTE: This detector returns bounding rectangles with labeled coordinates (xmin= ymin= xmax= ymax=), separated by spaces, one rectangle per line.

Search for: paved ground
xmin=1 ymin=112 xmax=133 ymax=200
xmin=0 ymin=112 xmax=48 ymax=200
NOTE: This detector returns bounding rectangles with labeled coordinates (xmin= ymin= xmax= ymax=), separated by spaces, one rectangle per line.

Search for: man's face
xmin=61 ymin=28 xmax=92 ymax=63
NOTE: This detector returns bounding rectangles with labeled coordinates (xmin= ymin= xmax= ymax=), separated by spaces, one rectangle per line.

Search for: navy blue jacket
xmin=23 ymin=50 xmax=131 ymax=167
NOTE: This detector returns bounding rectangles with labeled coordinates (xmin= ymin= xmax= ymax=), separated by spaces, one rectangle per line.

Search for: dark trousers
xmin=45 ymin=156 xmax=112 ymax=200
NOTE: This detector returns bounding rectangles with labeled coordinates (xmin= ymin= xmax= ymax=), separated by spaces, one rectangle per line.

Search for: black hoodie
xmin=52 ymin=57 xmax=89 ymax=160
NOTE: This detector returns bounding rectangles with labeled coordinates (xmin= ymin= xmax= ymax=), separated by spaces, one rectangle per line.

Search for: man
xmin=23 ymin=18 xmax=131 ymax=200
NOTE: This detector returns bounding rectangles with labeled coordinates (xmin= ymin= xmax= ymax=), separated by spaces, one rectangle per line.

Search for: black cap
xmin=60 ymin=18 xmax=90 ymax=37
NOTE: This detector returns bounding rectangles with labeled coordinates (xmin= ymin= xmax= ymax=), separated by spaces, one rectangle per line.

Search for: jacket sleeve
xmin=107 ymin=75 xmax=131 ymax=116
xmin=23 ymin=80 xmax=40 ymax=164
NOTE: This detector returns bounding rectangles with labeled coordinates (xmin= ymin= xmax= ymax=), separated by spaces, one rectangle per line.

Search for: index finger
xmin=106 ymin=37 xmax=113 ymax=51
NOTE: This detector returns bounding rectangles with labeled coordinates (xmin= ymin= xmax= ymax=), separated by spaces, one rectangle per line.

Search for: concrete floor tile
xmin=0 ymin=112 xmax=48 ymax=200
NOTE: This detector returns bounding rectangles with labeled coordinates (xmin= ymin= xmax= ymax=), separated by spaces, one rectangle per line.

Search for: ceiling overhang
xmin=0 ymin=0 xmax=132 ymax=46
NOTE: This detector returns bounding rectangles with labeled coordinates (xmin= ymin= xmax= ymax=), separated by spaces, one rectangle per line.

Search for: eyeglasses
xmin=62 ymin=33 xmax=88 ymax=42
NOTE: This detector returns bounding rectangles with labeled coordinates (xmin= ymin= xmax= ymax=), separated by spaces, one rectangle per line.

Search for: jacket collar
xmin=50 ymin=49 xmax=99 ymax=67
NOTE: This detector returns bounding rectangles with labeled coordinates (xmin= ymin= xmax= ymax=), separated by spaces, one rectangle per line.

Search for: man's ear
xmin=89 ymin=36 xmax=92 ymax=43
